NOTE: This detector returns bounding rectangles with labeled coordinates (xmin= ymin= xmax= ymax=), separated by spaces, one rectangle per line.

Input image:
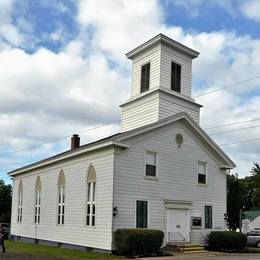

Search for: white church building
xmin=8 ymin=34 xmax=236 ymax=252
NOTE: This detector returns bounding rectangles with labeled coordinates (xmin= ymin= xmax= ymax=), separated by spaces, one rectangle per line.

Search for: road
xmin=140 ymin=253 xmax=260 ymax=260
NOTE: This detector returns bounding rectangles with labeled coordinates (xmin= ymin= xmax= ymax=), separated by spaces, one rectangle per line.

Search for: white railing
xmin=168 ymin=232 xmax=188 ymax=243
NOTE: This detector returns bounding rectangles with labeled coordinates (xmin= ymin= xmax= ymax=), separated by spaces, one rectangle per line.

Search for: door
xmin=167 ymin=209 xmax=190 ymax=242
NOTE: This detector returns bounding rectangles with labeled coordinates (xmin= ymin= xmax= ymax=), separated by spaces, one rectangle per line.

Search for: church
xmin=8 ymin=34 xmax=235 ymax=252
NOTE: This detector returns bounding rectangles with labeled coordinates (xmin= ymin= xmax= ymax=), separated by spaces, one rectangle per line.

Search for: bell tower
xmin=120 ymin=34 xmax=202 ymax=132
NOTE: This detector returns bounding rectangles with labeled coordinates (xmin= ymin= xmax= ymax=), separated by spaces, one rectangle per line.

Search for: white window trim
xmin=197 ymin=161 xmax=208 ymax=186
xmin=171 ymin=60 xmax=182 ymax=93
xmin=144 ymin=150 xmax=158 ymax=179
xmin=139 ymin=61 xmax=151 ymax=93
xmin=57 ymin=185 xmax=65 ymax=225
xmin=135 ymin=199 xmax=149 ymax=229
xmin=35 ymin=189 xmax=41 ymax=224
xmin=86 ymin=181 xmax=96 ymax=227
xmin=17 ymin=191 xmax=23 ymax=223
xmin=204 ymin=204 xmax=214 ymax=230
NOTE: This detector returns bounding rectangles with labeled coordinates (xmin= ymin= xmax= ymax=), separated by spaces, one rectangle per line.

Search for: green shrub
xmin=207 ymin=231 xmax=247 ymax=252
xmin=114 ymin=229 xmax=164 ymax=256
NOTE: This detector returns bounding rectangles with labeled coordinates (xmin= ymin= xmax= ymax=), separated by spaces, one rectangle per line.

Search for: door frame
xmin=164 ymin=200 xmax=192 ymax=243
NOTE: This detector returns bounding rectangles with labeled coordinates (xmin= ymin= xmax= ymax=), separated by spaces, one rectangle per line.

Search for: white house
xmin=8 ymin=34 xmax=236 ymax=252
xmin=242 ymin=211 xmax=260 ymax=233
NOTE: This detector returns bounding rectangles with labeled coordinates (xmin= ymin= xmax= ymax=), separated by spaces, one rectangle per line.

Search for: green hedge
xmin=207 ymin=231 xmax=247 ymax=251
xmin=114 ymin=229 xmax=164 ymax=256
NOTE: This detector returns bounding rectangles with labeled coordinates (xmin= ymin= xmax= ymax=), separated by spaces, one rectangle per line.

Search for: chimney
xmin=71 ymin=134 xmax=80 ymax=150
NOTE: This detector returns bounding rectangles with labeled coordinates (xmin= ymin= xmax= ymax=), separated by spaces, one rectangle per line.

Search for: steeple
xmin=120 ymin=34 xmax=202 ymax=132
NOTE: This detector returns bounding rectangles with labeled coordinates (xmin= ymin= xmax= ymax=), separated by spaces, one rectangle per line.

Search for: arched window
xmin=18 ymin=180 xmax=23 ymax=223
xmin=57 ymin=170 xmax=65 ymax=225
xmin=35 ymin=176 xmax=41 ymax=224
xmin=86 ymin=165 xmax=96 ymax=226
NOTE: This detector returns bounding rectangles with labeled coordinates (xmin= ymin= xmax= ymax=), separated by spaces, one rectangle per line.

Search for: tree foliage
xmin=0 ymin=179 xmax=12 ymax=223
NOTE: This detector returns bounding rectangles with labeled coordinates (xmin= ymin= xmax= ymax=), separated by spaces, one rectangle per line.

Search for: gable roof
xmin=244 ymin=211 xmax=260 ymax=221
xmin=8 ymin=112 xmax=235 ymax=177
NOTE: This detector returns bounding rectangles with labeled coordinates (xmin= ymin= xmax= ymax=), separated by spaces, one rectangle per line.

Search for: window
xmin=86 ymin=165 xmax=96 ymax=226
xmin=141 ymin=63 xmax=150 ymax=93
xmin=171 ymin=62 xmax=181 ymax=93
xmin=17 ymin=181 xmax=23 ymax=223
xmin=205 ymin=205 xmax=213 ymax=229
xmin=136 ymin=200 xmax=148 ymax=228
xmin=57 ymin=170 xmax=65 ymax=225
xmin=191 ymin=217 xmax=202 ymax=229
xmin=145 ymin=152 xmax=156 ymax=177
xmin=35 ymin=176 xmax=41 ymax=224
xmin=198 ymin=162 xmax=207 ymax=184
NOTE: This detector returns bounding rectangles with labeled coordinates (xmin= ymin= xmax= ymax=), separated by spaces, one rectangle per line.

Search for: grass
xmin=6 ymin=240 xmax=125 ymax=259
xmin=246 ymin=247 xmax=260 ymax=253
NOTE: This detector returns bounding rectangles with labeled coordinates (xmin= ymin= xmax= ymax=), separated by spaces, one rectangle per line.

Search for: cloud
xmin=240 ymin=0 xmax=260 ymax=21
xmin=0 ymin=0 xmax=260 ymax=181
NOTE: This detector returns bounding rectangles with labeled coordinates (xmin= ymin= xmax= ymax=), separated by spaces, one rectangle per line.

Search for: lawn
xmin=5 ymin=240 xmax=124 ymax=260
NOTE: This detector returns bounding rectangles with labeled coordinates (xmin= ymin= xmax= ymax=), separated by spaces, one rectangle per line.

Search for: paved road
xmin=140 ymin=253 xmax=260 ymax=260
xmin=0 ymin=253 xmax=60 ymax=260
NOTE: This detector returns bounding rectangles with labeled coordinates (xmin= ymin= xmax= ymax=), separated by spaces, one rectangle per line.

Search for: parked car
xmin=247 ymin=230 xmax=260 ymax=248
xmin=0 ymin=223 xmax=10 ymax=239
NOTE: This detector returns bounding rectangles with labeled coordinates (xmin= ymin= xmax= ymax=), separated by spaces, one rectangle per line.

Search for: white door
xmin=167 ymin=209 xmax=190 ymax=242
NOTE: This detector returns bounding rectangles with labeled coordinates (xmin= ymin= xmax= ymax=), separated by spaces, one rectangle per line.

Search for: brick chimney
xmin=71 ymin=134 xmax=80 ymax=150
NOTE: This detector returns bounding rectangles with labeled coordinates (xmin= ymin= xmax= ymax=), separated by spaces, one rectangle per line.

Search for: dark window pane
xmin=62 ymin=215 xmax=64 ymax=224
xmin=86 ymin=215 xmax=90 ymax=226
xmin=87 ymin=204 xmax=90 ymax=214
xmin=136 ymin=200 xmax=148 ymax=228
xmin=58 ymin=215 xmax=60 ymax=224
xmin=192 ymin=217 xmax=202 ymax=227
xmin=92 ymin=204 xmax=95 ymax=215
xmin=171 ymin=62 xmax=181 ymax=92
xmin=92 ymin=216 xmax=95 ymax=226
xmin=141 ymin=63 xmax=150 ymax=93
xmin=205 ymin=206 xmax=212 ymax=229
xmin=146 ymin=164 xmax=156 ymax=176
xmin=198 ymin=174 xmax=206 ymax=184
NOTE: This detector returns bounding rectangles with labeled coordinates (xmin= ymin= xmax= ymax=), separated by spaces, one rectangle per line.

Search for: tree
xmin=250 ymin=162 xmax=260 ymax=210
xmin=227 ymin=174 xmax=243 ymax=230
xmin=0 ymin=179 xmax=12 ymax=223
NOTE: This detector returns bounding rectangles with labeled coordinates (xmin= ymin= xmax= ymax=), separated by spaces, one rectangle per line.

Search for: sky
xmin=1 ymin=0 xmax=260 ymax=183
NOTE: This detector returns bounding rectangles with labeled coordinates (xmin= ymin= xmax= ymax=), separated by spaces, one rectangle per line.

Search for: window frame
xmin=17 ymin=181 xmax=23 ymax=223
xmin=135 ymin=199 xmax=149 ymax=228
xmin=140 ymin=62 xmax=150 ymax=93
xmin=204 ymin=205 xmax=213 ymax=229
xmin=86 ymin=181 xmax=96 ymax=227
xmin=17 ymin=190 xmax=23 ymax=223
xmin=144 ymin=151 xmax=157 ymax=178
xmin=197 ymin=161 xmax=207 ymax=185
xmin=57 ymin=185 xmax=65 ymax=225
xmin=34 ymin=189 xmax=41 ymax=224
xmin=171 ymin=61 xmax=181 ymax=93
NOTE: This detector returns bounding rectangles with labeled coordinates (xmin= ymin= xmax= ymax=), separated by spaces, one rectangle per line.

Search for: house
xmin=8 ymin=34 xmax=236 ymax=252
xmin=242 ymin=211 xmax=260 ymax=233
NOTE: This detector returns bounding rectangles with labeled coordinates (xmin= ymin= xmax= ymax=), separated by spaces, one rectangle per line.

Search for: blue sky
xmin=1 ymin=0 xmax=260 ymax=183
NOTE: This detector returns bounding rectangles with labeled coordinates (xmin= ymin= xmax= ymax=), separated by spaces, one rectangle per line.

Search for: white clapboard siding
xmin=11 ymin=148 xmax=115 ymax=250
xmin=160 ymin=44 xmax=192 ymax=97
xmin=113 ymin=121 xmax=226 ymax=245
xmin=131 ymin=44 xmax=161 ymax=97
xmin=159 ymin=92 xmax=200 ymax=123
xmin=121 ymin=92 xmax=160 ymax=131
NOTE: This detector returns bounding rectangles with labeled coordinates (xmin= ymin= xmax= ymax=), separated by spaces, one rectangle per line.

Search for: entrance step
xmin=167 ymin=243 xmax=206 ymax=253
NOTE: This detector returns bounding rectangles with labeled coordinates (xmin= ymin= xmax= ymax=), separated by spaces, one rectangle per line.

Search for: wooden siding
xmin=11 ymin=148 xmax=115 ymax=250
xmin=131 ymin=44 xmax=161 ymax=97
xmin=160 ymin=44 xmax=192 ymax=97
xmin=159 ymin=92 xmax=200 ymax=123
xmin=121 ymin=92 xmax=159 ymax=131
xmin=113 ymin=122 xmax=226 ymax=245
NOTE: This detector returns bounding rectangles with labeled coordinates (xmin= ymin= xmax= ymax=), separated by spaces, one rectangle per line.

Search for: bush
xmin=114 ymin=229 xmax=164 ymax=256
xmin=207 ymin=231 xmax=247 ymax=252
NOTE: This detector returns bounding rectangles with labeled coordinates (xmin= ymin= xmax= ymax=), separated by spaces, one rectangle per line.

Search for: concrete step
xmin=183 ymin=250 xmax=208 ymax=254
xmin=182 ymin=246 xmax=205 ymax=252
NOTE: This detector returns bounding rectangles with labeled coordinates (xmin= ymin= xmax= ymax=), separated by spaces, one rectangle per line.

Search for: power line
xmin=220 ymin=137 xmax=260 ymax=147
xmin=0 ymin=124 xmax=113 ymax=157
xmin=193 ymin=75 xmax=260 ymax=98
xmin=209 ymin=124 xmax=260 ymax=136
xmin=204 ymin=117 xmax=260 ymax=130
